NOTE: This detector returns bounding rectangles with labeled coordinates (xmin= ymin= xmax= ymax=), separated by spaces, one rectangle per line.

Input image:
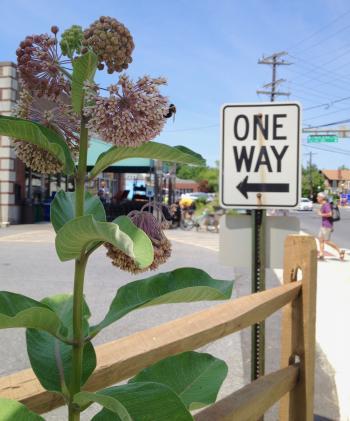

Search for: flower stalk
xmin=68 ymin=119 xmax=89 ymax=421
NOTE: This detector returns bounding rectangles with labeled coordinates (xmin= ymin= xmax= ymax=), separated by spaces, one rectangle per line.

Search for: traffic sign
xmin=307 ymin=135 xmax=338 ymax=143
xmin=220 ymin=102 xmax=301 ymax=209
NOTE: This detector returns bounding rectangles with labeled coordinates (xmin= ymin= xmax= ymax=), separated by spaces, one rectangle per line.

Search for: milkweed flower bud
xmin=82 ymin=16 xmax=134 ymax=73
xmin=60 ymin=25 xmax=84 ymax=58
xmin=51 ymin=26 xmax=59 ymax=35
xmin=105 ymin=210 xmax=171 ymax=273
xmin=84 ymin=75 xmax=169 ymax=146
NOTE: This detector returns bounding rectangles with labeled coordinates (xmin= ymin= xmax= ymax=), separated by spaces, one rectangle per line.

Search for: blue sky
xmin=2 ymin=0 xmax=350 ymax=169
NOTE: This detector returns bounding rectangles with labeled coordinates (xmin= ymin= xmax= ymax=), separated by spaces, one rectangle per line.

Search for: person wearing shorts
xmin=317 ymin=192 xmax=345 ymax=260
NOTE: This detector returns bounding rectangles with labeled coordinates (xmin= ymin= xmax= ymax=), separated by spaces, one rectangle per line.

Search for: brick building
xmin=0 ymin=62 xmax=25 ymax=225
xmin=321 ymin=169 xmax=350 ymax=194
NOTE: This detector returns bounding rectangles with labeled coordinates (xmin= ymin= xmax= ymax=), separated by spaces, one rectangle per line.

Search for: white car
xmin=297 ymin=198 xmax=313 ymax=211
xmin=181 ymin=192 xmax=209 ymax=202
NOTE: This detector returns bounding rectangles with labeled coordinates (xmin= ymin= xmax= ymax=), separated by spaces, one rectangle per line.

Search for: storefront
xmin=0 ymin=61 xmax=157 ymax=224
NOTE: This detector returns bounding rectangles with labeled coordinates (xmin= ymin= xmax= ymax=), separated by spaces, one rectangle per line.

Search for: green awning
xmin=87 ymin=138 xmax=154 ymax=173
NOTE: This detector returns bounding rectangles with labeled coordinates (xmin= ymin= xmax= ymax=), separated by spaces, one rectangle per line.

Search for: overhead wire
xmin=287 ymin=8 xmax=350 ymax=51
xmin=304 ymin=118 xmax=350 ymax=129
xmin=293 ymin=21 xmax=350 ymax=54
xmin=289 ymin=61 xmax=350 ymax=92
xmin=303 ymin=106 xmax=350 ymax=123
xmin=303 ymin=96 xmax=350 ymax=111
xmin=288 ymin=54 xmax=350 ymax=86
xmin=302 ymin=143 xmax=350 ymax=156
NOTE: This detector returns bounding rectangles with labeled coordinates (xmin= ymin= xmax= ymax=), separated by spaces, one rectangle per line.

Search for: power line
xmin=290 ymin=62 xmax=350 ymax=93
xmin=299 ymin=43 xmax=350 ymax=64
xmin=303 ymin=96 xmax=350 ymax=111
xmin=288 ymin=54 xmax=350 ymax=86
xmin=303 ymin=106 xmax=350 ymax=123
xmin=305 ymin=118 xmax=350 ymax=129
xmin=288 ymin=8 xmax=350 ymax=51
xmin=291 ymin=83 xmax=341 ymax=101
xmin=303 ymin=143 xmax=350 ymax=156
xmin=294 ymin=21 xmax=350 ymax=54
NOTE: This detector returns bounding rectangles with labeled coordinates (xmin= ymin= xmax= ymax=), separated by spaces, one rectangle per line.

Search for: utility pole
xmin=257 ymin=51 xmax=292 ymax=101
xmin=250 ymin=52 xmax=292 ymax=399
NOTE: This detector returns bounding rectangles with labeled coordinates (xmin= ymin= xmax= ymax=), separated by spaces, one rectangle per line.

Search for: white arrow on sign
xmin=220 ymin=102 xmax=301 ymax=209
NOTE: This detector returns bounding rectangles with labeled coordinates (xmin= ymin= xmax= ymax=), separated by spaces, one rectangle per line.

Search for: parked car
xmin=181 ymin=192 xmax=210 ymax=202
xmin=297 ymin=197 xmax=313 ymax=211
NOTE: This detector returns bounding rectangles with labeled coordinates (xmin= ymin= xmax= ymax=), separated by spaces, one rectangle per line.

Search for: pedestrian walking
xmin=317 ymin=192 xmax=345 ymax=261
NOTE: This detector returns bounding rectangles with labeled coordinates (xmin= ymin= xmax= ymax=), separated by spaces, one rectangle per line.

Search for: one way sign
xmin=220 ymin=102 xmax=301 ymax=209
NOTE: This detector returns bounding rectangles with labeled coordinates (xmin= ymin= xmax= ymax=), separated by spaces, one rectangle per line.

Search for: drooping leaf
xmin=174 ymin=145 xmax=205 ymax=163
xmin=74 ymin=382 xmax=192 ymax=421
xmin=71 ymin=51 xmax=98 ymax=113
xmin=0 ymin=116 xmax=75 ymax=175
xmin=130 ymin=351 xmax=228 ymax=410
xmin=55 ymin=215 xmax=153 ymax=268
xmin=0 ymin=398 xmax=44 ymax=420
xmin=0 ymin=291 xmax=65 ymax=338
xmin=50 ymin=190 xmax=106 ymax=232
xmin=26 ymin=294 xmax=96 ymax=393
xmin=91 ymin=268 xmax=233 ymax=334
xmin=89 ymin=142 xmax=205 ymax=179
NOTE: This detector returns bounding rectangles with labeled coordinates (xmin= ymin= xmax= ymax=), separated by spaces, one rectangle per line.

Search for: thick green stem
xmin=75 ymin=122 xmax=89 ymax=216
xmin=68 ymin=120 xmax=89 ymax=421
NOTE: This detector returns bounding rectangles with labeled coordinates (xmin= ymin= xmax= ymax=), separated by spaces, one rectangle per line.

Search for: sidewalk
xmin=314 ymin=244 xmax=350 ymax=421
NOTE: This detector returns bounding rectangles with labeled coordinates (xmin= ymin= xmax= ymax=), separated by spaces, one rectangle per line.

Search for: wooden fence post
xmin=279 ymin=235 xmax=317 ymax=421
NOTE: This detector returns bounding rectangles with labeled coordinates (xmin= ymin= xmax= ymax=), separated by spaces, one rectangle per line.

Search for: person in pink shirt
xmin=317 ymin=192 xmax=345 ymax=260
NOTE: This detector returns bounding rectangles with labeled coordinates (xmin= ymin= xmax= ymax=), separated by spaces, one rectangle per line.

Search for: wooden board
xmin=0 ymin=281 xmax=301 ymax=414
xmin=279 ymin=235 xmax=317 ymax=421
xmin=195 ymin=364 xmax=299 ymax=421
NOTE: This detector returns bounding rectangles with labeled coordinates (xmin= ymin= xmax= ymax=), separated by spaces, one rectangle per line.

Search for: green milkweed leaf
xmin=74 ymin=382 xmax=192 ymax=421
xmin=55 ymin=215 xmax=153 ymax=268
xmin=91 ymin=268 xmax=233 ymax=334
xmin=89 ymin=142 xmax=205 ymax=179
xmin=50 ymin=190 xmax=106 ymax=232
xmin=0 ymin=291 xmax=66 ymax=338
xmin=0 ymin=398 xmax=44 ymax=420
xmin=26 ymin=294 xmax=96 ymax=394
xmin=0 ymin=116 xmax=75 ymax=175
xmin=130 ymin=351 xmax=228 ymax=410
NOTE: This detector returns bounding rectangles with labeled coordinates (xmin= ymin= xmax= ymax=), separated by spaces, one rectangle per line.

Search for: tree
xmin=302 ymin=164 xmax=325 ymax=198
xmin=176 ymin=164 xmax=219 ymax=192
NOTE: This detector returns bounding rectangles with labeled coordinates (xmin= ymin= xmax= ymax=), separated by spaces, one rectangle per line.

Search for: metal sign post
xmin=220 ymin=102 xmax=301 ymax=404
xmin=251 ymin=208 xmax=265 ymax=381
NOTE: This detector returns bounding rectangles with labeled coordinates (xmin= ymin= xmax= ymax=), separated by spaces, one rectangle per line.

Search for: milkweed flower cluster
xmin=81 ymin=16 xmax=134 ymax=73
xmin=84 ymin=75 xmax=169 ymax=147
xmin=13 ymin=90 xmax=79 ymax=174
xmin=105 ymin=210 xmax=171 ymax=273
xmin=16 ymin=28 xmax=69 ymax=98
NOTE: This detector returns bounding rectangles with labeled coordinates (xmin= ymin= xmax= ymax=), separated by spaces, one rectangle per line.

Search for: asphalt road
xmin=0 ymin=223 xmax=340 ymax=420
xmin=291 ymin=206 xmax=350 ymax=250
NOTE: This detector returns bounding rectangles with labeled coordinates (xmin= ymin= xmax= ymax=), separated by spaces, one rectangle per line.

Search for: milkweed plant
xmin=0 ymin=17 xmax=233 ymax=420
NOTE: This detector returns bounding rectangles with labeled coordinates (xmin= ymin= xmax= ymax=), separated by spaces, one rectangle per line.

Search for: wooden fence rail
xmin=0 ymin=235 xmax=317 ymax=420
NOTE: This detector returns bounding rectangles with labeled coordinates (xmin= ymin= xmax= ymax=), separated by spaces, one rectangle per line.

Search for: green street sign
xmin=307 ymin=135 xmax=338 ymax=143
